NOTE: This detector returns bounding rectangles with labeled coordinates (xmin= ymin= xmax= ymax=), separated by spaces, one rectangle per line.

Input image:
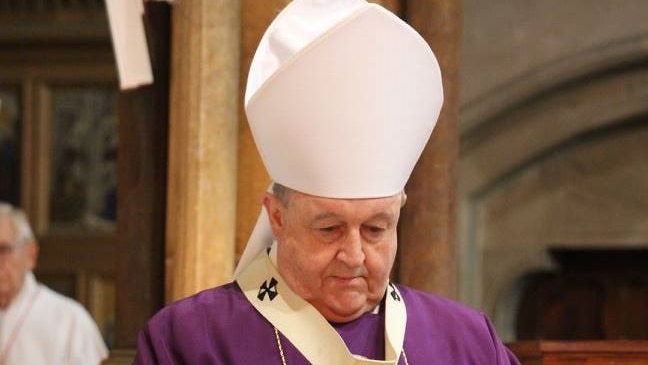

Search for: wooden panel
xmin=36 ymin=235 xmax=115 ymax=276
xmin=0 ymin=1 xmax=109 ymax=43
xmin=114 ymin=2 xmax=170 ymax=348
xmin=510 ymin=341 xmax=648 ymax=365
xmin=517 ymin=249 xmax=648 ymax=340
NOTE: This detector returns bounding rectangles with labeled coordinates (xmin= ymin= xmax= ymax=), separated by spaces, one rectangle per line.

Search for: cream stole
xmin=237 ymin=249 xmax=406 ymax=365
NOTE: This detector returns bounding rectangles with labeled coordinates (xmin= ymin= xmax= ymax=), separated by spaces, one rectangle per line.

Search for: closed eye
xmin=315 ymin=224 xmax=344 ymax=242
xmin=362 ymin=224 xmax=387 ymax=241
xmin=366 ymin=226 xmax=385 ymax=233
xmin=319 ymin=225 xmax=340 ymax=233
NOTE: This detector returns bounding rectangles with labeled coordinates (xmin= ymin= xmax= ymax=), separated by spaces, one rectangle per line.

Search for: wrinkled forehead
xmin=0 ymin=217 xmax=17 ymax=243
xmin=286 ymin=189 xmax=405 ymax=216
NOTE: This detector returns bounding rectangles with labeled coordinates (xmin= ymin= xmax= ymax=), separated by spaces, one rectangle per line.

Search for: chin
xmin=324 ymin=308 xmax=367 ymax=323
xmin=323 ymin=297 xmax=373 ymax=322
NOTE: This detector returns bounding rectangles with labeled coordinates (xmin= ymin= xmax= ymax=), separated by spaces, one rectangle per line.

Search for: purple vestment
xmin=134 ymin=283 xmax=519 ymax=364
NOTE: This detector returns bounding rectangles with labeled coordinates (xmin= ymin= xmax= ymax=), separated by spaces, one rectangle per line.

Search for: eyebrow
xmin=310 ymin=211 xmax=396 ymax=223
xmin=366 ymin=212 xmax=395 ymax=222
xmin=311 ymin=212 xmax=341 ymax=222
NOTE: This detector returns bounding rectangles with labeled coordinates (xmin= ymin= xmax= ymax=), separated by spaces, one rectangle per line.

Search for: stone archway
xmin=458 ymin=55 xmax=648 ymax=340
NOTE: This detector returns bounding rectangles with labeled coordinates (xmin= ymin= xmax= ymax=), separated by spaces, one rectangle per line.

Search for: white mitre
xmin=234 ymin=0 xmax=443 ymax=277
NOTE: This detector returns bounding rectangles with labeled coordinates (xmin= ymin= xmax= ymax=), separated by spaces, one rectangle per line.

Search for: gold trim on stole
xmin=237 ymin=250 xmax=406 ymax=365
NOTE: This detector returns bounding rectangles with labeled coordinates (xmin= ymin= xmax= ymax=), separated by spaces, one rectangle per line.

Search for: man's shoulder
xmin=147 ymin=282 xmax=249 ymax=328
xmin=395 ymin=284 xmax=489 ymax=329
xmin=396 ymin=284 xmax=479 ymax=312
xmin=163 ymin=281 xmax=244 ymax=311
xmin=31 ymin=283 xmax=100 ymax=334
xmin=37 ymin=284 xmax=90 ymax=315
xmin=395 ymin=284 xmax=520 ymax=364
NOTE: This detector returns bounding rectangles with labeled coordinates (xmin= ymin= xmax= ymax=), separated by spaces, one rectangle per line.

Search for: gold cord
xmin=274 ymin=327 xmax=287 ymax=365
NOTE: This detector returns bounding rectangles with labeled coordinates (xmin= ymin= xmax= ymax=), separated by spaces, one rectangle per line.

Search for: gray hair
xmin=0 ymin=202 xmax=35 ymax=245
xmin=272 ymin=183 xmax=294 ymax=206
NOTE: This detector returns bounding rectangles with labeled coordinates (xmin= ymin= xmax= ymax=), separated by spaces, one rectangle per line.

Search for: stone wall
xmin=458 ymin=0 xmax=648 ymax=340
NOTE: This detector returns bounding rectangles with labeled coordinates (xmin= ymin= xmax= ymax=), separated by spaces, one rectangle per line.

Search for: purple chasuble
xmin=134 ymin=283 xmax=519 ymax=364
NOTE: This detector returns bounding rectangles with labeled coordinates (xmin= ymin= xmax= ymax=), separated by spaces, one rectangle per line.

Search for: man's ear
xmin=263 ymin=193 xmax=286 ymax=239
xmin=25 ymin=241 xmax=39 ymax=271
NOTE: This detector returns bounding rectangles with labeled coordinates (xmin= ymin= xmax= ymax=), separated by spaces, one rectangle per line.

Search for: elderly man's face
xmin=0 ymin=218 xmax=37 ymax=309
xmin=264 ymin=190 xmax=404 ymax=323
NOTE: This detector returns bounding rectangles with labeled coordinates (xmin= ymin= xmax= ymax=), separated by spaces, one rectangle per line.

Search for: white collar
xmin=1 ymin=272 xmax=38 ymax=317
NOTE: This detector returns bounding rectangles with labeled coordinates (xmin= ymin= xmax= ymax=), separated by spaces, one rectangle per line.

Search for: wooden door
xmin=1 ymin=3 xmax=171 ymax=361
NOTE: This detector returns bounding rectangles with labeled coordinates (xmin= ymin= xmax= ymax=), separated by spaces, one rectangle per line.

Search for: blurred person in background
xmin=0 ymin=202 xmax=108 ymax=365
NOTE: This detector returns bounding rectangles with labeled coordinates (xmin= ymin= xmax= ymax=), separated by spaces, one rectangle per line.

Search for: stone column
xmin=398 ymin=0 xmax=461 ymax=298
xmin=165 ymin=0 xmax=241 ymax=302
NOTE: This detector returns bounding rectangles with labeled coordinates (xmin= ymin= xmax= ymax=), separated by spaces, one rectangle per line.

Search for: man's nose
xmin=336 ymin=229 xmax=365 ymax=267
